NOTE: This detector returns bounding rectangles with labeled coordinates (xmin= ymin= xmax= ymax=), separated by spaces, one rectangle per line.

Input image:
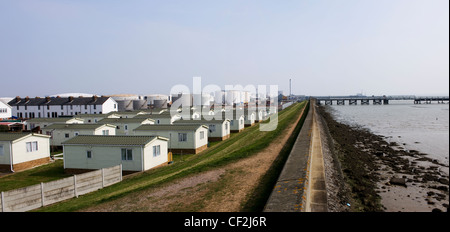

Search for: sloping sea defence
xmin=316 ymin=105 xmax=449 ymax=212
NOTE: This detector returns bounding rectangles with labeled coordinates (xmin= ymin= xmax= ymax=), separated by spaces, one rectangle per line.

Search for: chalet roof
xmin=43 ymin=123 xmax=115 ymax=130
xmin=134 ymin=124 xmax=208 ymax=131
xmin=173 ymin=118 xmax=229 ymax=124
xmin=62 ymin=135 xmax=167 ymax=146
xmin=0 ymin=132 xmax=50 ymax=142
xmin=98 ymin=118 xmax=155 ymax=124
xmin=26 ymin=118 xmax=84 ymax=123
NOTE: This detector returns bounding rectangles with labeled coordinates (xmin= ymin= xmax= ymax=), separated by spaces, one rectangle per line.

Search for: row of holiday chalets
xmin=1 ymin=94 xmax=282 ymax=175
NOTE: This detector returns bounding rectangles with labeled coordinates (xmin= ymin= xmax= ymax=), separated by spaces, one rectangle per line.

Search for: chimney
xmin=45 ymin=96 xmax=51 ymax=102
xmin=92 ymin=95 xmax=98 ymax=102
xmin=15 ymin=96 xmax=21 ymax=103
xmin=69 ymin=96 xmax=74 ymax=102
xmin=25 ymin=96 xmax=30 ymax=102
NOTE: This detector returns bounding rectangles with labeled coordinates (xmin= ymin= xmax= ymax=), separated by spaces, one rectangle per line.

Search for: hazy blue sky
xmin=1 ymin=0 xmax=448 ymax=97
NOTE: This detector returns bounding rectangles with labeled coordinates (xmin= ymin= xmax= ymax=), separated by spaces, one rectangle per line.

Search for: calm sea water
xmin=327 ymin=100 xmax=449 ymax=167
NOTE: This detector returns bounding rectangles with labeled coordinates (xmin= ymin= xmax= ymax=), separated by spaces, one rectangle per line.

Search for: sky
xmin=0 ymin=0 xmax=448 ymax=97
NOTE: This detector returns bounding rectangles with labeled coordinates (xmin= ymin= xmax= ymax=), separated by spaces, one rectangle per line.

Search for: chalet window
xmin=121 ymin=148 xmax=133 ymax=160
xmin=0 ymin=145 xmax=4 ymax=156
xmin=65 ymin=133 xmax=69 ymax=138
xmin=178 ymin=133 xmax=187 ymax=142
xmin=153 ymin=145 xmax=161 ymax=157
xmin=225 ymin=122 xmax=228 ymax=130
xmin=200 ymin=131 xmax=205 ymax=140
xmin=85 ymin=105 xmax=88 ymax=110
xmin=102 ymin=130 xmax=109 ymax=135
xmin=86 ymin=150 xmax=92 ymax=159
xmin=26 ymin=141 xmax=38 ymax=152
xmin=61 ymin=105 xmax=63 ymax=110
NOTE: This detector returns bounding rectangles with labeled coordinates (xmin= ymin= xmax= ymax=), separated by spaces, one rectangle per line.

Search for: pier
xmin=314 ymin=95 xmax=449 ymax=105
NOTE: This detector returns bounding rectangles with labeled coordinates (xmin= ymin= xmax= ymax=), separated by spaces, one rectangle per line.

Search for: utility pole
xmin=289 ymin=79 xmax=292 ymax=97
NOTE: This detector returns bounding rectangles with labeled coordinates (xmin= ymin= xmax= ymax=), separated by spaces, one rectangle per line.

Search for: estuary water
xmin=327 ymin=100 xmax=449 ymax=167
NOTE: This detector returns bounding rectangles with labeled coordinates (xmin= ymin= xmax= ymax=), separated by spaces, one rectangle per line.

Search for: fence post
xmin=101 ymin=168 xmax=105 ymax=188
xmin=74 ymin=175 xmax=78 ymax=198
xmin=120 ymin=164 xmax=123 ymax=181
xmin=1 ymin=191 xmax=4 ymax=212
xmin=41 ymin=182 xmax=45 ymax=207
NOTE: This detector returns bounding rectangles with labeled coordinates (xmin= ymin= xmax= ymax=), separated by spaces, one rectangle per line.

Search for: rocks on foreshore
xmin=317 ymin=105 xmax=449 ymax=212
xmin=389 ymin=178 xmax=407 ymax=187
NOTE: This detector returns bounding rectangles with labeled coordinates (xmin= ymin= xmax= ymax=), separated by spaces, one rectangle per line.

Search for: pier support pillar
xmin=349 ymin=99 xmax=357 ymax=105
xmin=373 ymin=99 xmax=382 ymax=105
xmin=361 ymin=99 xmax=370 ymax=105
xmin=337 ymin=100 xmax=345 ymax=105
xmin=383 ymin=99 xmax=389 ymax=105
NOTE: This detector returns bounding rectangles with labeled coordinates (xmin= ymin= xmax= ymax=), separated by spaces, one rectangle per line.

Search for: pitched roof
xmin=134 ymin=124 xmax=208 ymax=131
xmin=173 ymin=118 xmax=229 ymax=124
xmin=62 ymin=135 xmax=167 ymax=145
xmin=98 ymin=118 xmax=155 ymax=123
xmin=8 ymin=96 xmax=112 ymax=106
xmin=43 ymin=123 xmax=115 ymax=130
xmin=26 ymin=118 xmax=84 ymax=123
xmin=0 ymin=133 xmax=50 ymax=142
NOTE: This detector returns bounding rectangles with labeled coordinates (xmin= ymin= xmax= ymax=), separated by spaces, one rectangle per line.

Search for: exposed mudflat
xmin=316 ymin=105 xmax=449 ymax=212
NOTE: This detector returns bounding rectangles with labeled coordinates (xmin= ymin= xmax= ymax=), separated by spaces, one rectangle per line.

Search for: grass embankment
xmin=0 ymin=160 xmax=71 ymax=192
xmin=33 ymin=101 xmax=307 ymax=212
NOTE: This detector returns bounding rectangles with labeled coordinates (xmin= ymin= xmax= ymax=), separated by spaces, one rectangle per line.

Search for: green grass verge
xmin=33 ymin=101 xmax=307 ymax=212
xmin=0 ymin=160 xmax=71 ymax=192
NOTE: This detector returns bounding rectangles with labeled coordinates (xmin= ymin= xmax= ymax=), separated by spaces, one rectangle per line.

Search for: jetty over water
xmin=314 ymin=95 xmax=449 ymax=105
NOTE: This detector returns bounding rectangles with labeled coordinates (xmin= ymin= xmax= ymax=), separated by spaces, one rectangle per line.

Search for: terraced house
xmin=8 ymin=96 xmax=118 ymax=119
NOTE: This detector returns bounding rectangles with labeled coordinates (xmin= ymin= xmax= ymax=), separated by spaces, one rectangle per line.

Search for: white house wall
xmin=101 ymin=98 xmax=119 ymax=114
xmin=11 ymin=98 xmax=118 ymax=118
xmin=11 ymin=136 xmax=50 ymax=165
xmin=143 ymin=140 xmax=168 ymax=170
xmin=0 ymin=101 xmax=11 ymax=119
xmin=64 ymin=145 xmax=144 ymax=172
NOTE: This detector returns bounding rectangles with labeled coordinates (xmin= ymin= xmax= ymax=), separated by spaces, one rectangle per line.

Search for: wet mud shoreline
xmin=316 ymin=105 xmax=449 ymax=212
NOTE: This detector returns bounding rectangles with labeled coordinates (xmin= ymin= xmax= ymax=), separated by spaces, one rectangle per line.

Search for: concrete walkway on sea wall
xmin=264 ymin=103 xmax=328 ymax=212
